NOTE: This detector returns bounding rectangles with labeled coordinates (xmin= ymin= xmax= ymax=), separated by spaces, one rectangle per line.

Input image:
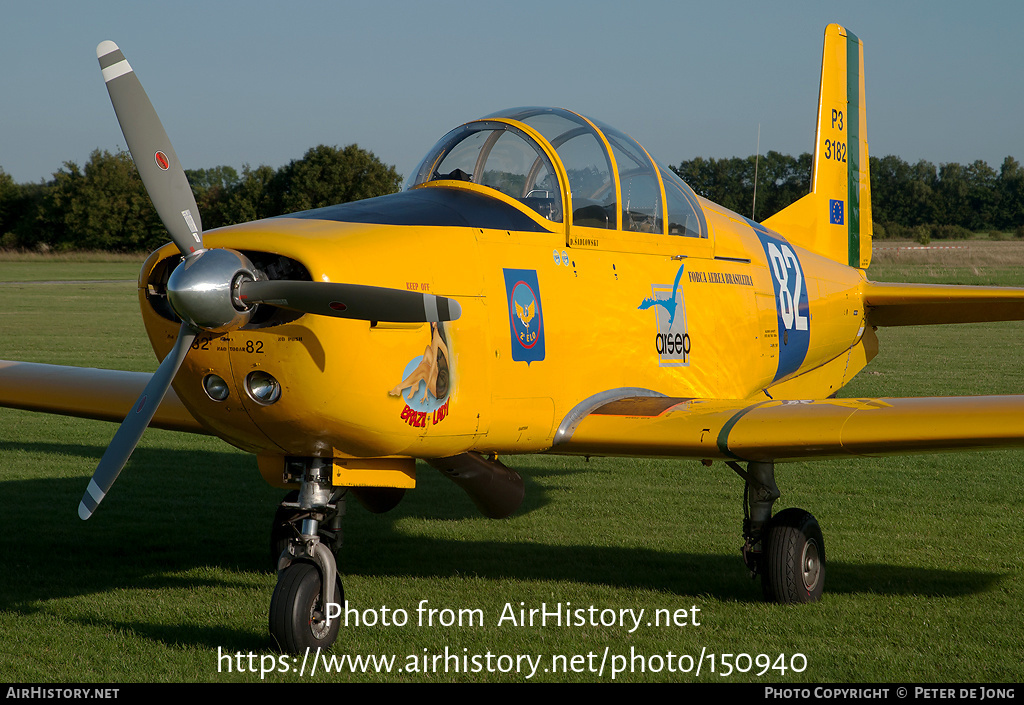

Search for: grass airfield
xmin=0 ymin=245 xmax=1021 ymax=683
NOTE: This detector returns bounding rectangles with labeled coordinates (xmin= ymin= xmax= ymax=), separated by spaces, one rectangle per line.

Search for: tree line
xmin=2 ymin=146 xmax=1022 ymax=253
xmin=0 ymin=144 xmax=402 ymax=252
xmin=673 ymin=152 xmax=1024 ymax=240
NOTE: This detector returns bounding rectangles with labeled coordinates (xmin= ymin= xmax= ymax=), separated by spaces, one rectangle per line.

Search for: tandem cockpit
xmin=407 ymin=107 xmax=708 ymax=242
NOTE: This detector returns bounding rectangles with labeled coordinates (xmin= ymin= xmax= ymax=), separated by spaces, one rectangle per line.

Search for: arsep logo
xmin=638 ymin=264 xmax=691 ymax=367
xmin=503 ymin=269 xmax=545 ymax=364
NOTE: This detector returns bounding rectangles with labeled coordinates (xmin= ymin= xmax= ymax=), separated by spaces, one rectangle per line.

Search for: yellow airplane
xmin=3 ymin=24 xmax=1024 ymax=653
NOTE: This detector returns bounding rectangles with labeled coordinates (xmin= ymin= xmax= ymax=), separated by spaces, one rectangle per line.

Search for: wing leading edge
xmin=552 ymin=394 xmax=1024 ymax=462
xmin=0 ymin=360 xmax=205 ymax=434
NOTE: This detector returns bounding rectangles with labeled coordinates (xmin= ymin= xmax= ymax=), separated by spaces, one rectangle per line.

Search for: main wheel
xmin=269 ymin=561 xmax=344 ymax=653
xmin=760 ymin=507 xmax=825 ymax=604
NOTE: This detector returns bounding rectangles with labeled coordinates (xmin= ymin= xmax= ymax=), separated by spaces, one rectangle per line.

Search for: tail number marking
xmin=823 ymin=139 xmax=847 ymax=163
xmin=831 ymin=109 xmax=844 ymax=131
xmin=767 ymin=243 xmax=808 ymax=332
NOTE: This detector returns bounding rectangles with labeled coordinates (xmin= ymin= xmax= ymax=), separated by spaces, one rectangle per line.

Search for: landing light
xmin=203 ymin=374 xmax=230 ymax=402
xmin=245 ymin=371 xmax=281 ymax=405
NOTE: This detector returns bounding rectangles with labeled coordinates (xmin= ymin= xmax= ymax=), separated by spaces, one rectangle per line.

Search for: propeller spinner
xmin=80 ymin=42 xmax=461 ymax=520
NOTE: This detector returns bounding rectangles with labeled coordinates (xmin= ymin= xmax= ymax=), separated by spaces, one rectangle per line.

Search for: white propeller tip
xmin=78 ymin=502 xmax=93 ymax=521
xmin=96 ymin=40 xmax=120 ymax=59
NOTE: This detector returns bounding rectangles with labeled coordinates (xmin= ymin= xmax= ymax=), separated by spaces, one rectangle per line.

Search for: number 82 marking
xmin=767 ymin=243 xmax=808 ymax=332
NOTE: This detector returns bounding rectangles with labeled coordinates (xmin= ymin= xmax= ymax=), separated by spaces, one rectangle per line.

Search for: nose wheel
xmin=270 ymin=561 xmax=343 ymax=652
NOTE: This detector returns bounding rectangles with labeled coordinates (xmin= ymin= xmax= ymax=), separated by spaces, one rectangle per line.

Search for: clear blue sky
xmin=2 ymin=0 xmax=1021 ymax=185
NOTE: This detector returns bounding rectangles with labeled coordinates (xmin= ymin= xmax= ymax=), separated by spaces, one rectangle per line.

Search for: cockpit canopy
xmin=408 ymin=107 xmax=705 ymax=238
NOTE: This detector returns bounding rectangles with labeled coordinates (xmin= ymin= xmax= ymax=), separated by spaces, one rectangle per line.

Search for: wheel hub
xmin=801 ymin=539 xmax=821 ymax=592
xmin=309 ymin=598 xmax=331 ymax=640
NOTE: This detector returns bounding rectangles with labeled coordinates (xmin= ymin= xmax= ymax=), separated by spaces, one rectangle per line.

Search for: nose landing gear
xmin=269 ymin=458 xmax=346 ymax=653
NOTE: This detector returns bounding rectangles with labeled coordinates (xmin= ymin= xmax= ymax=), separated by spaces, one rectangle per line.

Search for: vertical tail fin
xmin=762 ymin=23 xmax=872 ymax=268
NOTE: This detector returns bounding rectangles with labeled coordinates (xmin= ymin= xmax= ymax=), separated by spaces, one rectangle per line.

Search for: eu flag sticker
xmin=503 ymin=268 xmax=545 ymax=364
xmin=829 ymin=199 xmax=844 ymax=225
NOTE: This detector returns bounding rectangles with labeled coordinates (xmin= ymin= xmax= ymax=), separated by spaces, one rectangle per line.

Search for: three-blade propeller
xmin=80 ymin=42 xmax=461 ymax=520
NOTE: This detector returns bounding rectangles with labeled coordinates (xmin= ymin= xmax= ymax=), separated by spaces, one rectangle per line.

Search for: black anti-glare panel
xmin=280 ymin=188 xmax=551 ymax=232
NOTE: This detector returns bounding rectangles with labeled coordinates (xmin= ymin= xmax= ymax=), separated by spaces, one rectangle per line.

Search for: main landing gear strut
xmin=728 ymin=460 xmax=825 ymax=603
xmin=269 ymin=458 xmax=345 ymax=652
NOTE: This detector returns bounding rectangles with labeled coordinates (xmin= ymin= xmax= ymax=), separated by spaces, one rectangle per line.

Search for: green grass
xmin=869 ymin=239 xmax=1024 ymax=286
xmin=0 ymin=250 xmax=144 ymax=283
xmin=0 ymin=253 xmax=1021 ymax=682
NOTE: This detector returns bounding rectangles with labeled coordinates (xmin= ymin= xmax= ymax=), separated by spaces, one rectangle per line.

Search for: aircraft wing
xmin=0 ymin=360 xmax=206 ymax=434
xmin=865 ymin=281 xmax=1024 ymax=326
xmin=552 ymin=394 xmax=1024 ymax=462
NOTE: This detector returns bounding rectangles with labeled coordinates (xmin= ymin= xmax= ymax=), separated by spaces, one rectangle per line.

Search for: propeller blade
xmin=78 ymin=324 xmax=196 ymax=520
xmin=96 ymin=41 xmax=204 ymax=255
xmin=236 ymin=280 xmax=462 ymax=323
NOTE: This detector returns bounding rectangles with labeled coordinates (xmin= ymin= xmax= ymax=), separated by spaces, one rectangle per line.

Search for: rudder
xmin=763 ymin=23 xmax=872 ymax=268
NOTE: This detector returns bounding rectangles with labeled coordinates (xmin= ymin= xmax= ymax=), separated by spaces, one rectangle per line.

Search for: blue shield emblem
xmin=503 ymin=269 xmax=545 ymax=364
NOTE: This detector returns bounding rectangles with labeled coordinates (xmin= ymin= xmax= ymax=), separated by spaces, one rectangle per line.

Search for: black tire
xmin=761 ymin=507 xmax=825 ymax=604
xmin=269 ymin=562 xmax=344 ymax=653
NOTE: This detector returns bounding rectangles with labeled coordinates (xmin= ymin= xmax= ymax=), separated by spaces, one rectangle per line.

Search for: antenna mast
xmin=752 ymin=123 xmax=760 ymax=221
